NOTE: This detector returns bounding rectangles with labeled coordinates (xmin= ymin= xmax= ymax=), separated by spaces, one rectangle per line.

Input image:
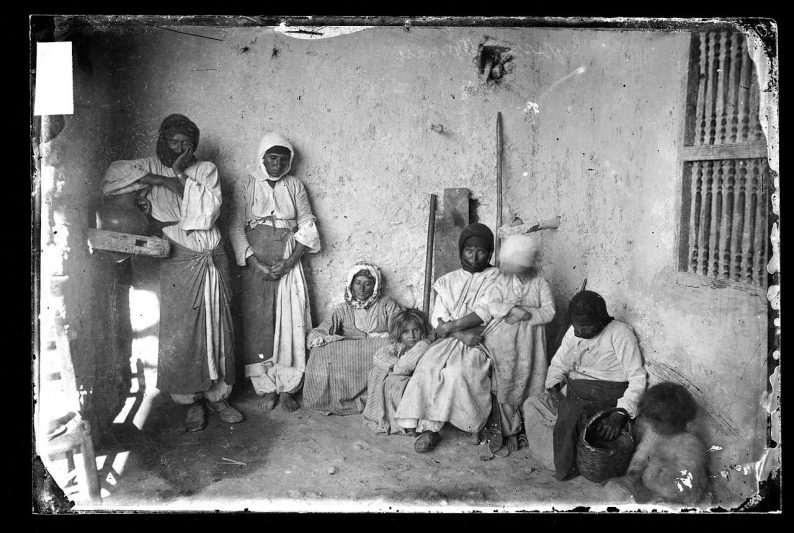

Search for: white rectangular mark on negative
xmin=33 ymin=41 xmax=73 ymax=116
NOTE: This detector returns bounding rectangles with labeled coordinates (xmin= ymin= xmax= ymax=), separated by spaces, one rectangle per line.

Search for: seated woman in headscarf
xmin=362 ymin=308 xmax=433 ymax=436
xmin=481 ymin=233 xmax=556 ymax=457
xmin=302 ymin=261 xmax=403 ymax=415
xmin=394 ymin=223 xmax=500 ymax=454
xmin=544 ymin=290 xmax=648 ymax=481
xmin=229 ymin=132 xmax=321 ymax=413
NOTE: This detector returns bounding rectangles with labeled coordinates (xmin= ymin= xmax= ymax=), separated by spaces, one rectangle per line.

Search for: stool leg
xmin=78 ymin=421 xmax=102 ymax=503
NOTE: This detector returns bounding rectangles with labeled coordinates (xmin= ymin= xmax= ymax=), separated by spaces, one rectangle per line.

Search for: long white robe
xmin=481 ymin=273 xmax=556 ymax=405
xmin=394 ymin=267 xmax=499 ymax=433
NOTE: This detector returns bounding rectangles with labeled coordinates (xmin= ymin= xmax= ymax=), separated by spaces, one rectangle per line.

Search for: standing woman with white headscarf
xmin=229 ymin=132 xmax=321 ymax=412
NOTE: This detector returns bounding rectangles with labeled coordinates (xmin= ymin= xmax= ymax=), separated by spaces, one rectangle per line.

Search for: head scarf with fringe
xmin=344 ymin=261 xmax=382 ymax=309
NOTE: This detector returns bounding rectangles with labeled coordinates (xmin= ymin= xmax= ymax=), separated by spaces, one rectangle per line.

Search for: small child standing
xmin=363 ymin=309 xmax=432 ymax=436
xmin=482 ymin=234 xmax=556 ymax=456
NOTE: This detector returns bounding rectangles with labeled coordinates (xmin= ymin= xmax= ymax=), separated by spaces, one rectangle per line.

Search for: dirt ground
xmin=44 ymin=365 xmax=655 ymax=513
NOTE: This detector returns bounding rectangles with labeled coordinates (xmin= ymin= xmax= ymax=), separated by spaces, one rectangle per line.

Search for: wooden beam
xmin=495 ymin=112 xmax=503 ymax=265
xmin=682 ymin=142 xmax=767 ymax=161
xmin=86 ymin=228 xmax=170 ymax=258
xmin=433 ymin=188 xmax=470 ymax=282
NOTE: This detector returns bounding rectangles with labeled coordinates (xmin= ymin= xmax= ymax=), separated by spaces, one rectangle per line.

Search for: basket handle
xmin=584 ymin=407 xmax=633 ymax=435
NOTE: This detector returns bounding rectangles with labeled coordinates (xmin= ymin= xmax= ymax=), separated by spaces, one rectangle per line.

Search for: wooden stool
xmin=36 ymin=275 xmax=102 ymax=504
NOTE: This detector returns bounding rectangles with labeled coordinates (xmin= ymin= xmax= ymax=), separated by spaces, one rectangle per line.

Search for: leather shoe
xmin=207 ymin=399 xmax=244 ymax=423
xmin=414 ymin=430 xmax=441 ymax=453
xmin=185 ymin=402 xmax=207 ymax=432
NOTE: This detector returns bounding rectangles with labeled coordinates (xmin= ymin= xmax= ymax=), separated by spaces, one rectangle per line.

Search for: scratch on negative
xmin=724 ymin=340 xmax=764 ymax=415
xmin=138 ymin=22 xmax=224 ymax=42
xmin=286 ymin=29 xmax=325 ymax=36
xmin=537 ymin=65 xmax=587 ymax=100
xmin=647 ymin=361 xmax=740 ymax=439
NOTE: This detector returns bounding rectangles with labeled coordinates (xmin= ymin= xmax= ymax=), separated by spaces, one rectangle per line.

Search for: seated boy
xmin=545 ymin=290 xmax=647 ymax=481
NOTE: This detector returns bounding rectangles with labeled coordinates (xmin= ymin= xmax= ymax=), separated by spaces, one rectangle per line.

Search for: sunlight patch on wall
xmin=129 ymin=287 xmax=159 ymax=332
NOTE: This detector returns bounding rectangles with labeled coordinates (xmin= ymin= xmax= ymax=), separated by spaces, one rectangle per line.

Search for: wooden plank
xmin=86 ymin=228 xmax=170 ymax=258
xmin=682 ymin=142 xmax=768 ymax=161
xmin=432 ymin=188 xmax=470 ymax=282
xmin=496 ymin=216 xmax=561 ymax=238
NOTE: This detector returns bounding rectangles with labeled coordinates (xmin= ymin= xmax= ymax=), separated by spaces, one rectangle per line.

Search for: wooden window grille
xmin=678 ymin=30 xmax=770 ymax=289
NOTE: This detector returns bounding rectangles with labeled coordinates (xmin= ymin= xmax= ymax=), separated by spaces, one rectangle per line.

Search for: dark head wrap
xmin=156 ymin=114 xmax=200 ymax=167
xmin=458 ymin=223 xmax=494 ymax=273
xmin=264 ymin=145 xmax=292 ymax=157
xmin=568 ymin=290 xmax=613 ymax=338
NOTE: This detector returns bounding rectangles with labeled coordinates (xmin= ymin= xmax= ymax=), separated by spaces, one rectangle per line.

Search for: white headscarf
xmin=255 ymin=131 xmax=294 ymax=182
xmin=498 ymin=233 xmax=541 ymax=274
xmin=344 ymin=261 xmax=382 ymax=310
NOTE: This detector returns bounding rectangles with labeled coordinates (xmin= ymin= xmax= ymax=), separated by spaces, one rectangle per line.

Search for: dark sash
xmin=240 ymin=224 xmax=291 ymax=366
xmin=155 ymin=239 xmax=235 ymax=394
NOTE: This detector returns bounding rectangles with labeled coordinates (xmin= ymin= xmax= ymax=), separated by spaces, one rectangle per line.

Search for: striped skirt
xmin=362 ymin=369 xmax=414 ymax=435
xmin=302 ymin=337 xmax=389 ymax=415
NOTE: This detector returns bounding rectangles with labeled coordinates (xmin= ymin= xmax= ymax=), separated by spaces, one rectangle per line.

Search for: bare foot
xmin=506 ymin=435 xmax=519 ymax=452
xmin=257 ymin=392 xmax=278 ymax=412
xmin=280 ymin=392 xmax=299 ymax=412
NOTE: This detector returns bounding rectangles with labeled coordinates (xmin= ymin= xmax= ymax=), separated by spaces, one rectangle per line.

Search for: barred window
xmin=678 ymin=30 xmax=770 ymax=290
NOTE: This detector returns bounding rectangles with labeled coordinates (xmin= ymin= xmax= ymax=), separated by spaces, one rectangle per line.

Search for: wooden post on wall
xmin=422 ymin=194 xmax=437 ymax=316
xmin=432 ymin=188 xmax=470 ymax=283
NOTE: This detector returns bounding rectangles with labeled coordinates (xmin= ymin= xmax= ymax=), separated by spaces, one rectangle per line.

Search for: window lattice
xmin=680 ymin=30 xmax=769 ymax=288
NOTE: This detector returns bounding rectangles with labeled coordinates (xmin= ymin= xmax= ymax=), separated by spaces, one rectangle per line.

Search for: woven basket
xmin=576 ymin=408 xmax=635 ymax=483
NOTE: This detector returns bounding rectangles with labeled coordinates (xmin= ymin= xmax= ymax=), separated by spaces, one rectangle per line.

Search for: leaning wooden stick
xmin=423 ymin=193 xmax=437 ymax=316
xmin=495 ymin=112 xmax=503 ymax=265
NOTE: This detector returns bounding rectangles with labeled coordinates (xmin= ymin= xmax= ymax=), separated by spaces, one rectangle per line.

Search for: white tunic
xmin=545 ymin=320 xmax=647 ymax=417
xmin=102 ymin=156 xmax=225 ymax=381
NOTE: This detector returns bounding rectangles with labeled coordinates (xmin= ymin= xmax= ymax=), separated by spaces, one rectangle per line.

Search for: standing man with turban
xmin=480 ymin=233 xmax=556 ymax=456
xmin=544 ymin=290 xmax=647 ymax=480
xmin=229 ymin=132 xmax=321 ymax=413
xmin=101 ymin=114 xmax=243 ymax=432
xmin=395 ymin=223 xmax=500 ymax=453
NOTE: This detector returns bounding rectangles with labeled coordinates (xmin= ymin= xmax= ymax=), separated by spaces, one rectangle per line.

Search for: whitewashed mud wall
xmin=36 ymin=28 xmax=132 ymax=440
xmin=70 ymin=23 xmax=771 ymax=504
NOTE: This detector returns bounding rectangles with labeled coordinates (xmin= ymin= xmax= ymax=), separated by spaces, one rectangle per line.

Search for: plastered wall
xmin=44 ymin=22 xmax=771 ymax=504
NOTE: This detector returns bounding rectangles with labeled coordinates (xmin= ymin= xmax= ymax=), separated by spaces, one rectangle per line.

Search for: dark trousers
xmin=552 ymin=379 xmax=628 ymax=480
